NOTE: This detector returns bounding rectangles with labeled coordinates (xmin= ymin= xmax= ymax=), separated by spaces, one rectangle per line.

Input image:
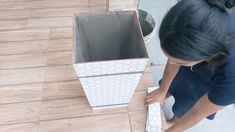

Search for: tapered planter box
xmin=73 ymin=11 xmax=149 ymax=109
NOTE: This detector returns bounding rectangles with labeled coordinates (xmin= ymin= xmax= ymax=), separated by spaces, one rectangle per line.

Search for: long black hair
xmin=159 ymin=0 xmax=235 ymax=66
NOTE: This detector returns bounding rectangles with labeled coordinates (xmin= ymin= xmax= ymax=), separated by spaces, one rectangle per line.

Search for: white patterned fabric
xmin=73 ymin=58 xmax=148 ymax=109
xmin=73 ymin=59 xmax=148 ymax=77
xmin=79 ymin=73 xmax=142 ymax=108
xmin=146 ymin=87 xmax=162 ymax=132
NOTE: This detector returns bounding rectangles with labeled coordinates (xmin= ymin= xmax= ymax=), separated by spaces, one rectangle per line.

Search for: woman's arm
xmin=146 ymin=59 xmax=180 ymax=105
xmin=160 ymin=59 xmax=180 ymax=93
xmin=166 ymin=94 xmax=225 ymax=132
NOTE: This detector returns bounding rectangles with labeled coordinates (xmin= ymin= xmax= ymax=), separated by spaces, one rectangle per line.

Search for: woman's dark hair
xmin=159 ymin=0 xmax=235 ymax=66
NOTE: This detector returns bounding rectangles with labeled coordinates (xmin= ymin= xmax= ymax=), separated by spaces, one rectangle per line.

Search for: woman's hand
xmin=146 ymin=87 xmax=167 ymax=106
xmin=145 ymin=60 xmax=180 ymax=106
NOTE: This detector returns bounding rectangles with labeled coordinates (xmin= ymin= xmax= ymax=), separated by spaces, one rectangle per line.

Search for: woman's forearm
xmin=160 ymin=59 xmax=180 ymax=93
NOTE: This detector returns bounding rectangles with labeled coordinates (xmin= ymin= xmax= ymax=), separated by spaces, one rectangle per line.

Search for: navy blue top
xmin=194 ymin=13 xmax=235 ymax=106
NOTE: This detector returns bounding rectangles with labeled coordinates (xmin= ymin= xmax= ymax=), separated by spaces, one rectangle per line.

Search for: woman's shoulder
xmin=216 ymin=14 xmax=235 ymax=76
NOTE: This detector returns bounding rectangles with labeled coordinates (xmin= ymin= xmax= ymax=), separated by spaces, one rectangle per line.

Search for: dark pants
xmin=159 ymin=63 xmax=216 ymax=120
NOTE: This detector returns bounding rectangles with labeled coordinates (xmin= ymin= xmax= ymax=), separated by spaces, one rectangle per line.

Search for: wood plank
xmin=0 ymin=40 xmax=47 ymax=55
xmin=39 ymin=113 xmax=131 ymax=132
xmin=27 ymin=17 xmax=73 ymax=28
xmin=0 ymin=123 xmax=38 ymax=132
xmin=0 ymin=67 xmax=44 ymax=86
xmin=0 ymin=10 xmax=31 ymax=20
xmin=0 ymin=29 xmax=49 ymax=42
xmin=0 ymin=7 xmax=89 ymax=20
xmin=43 ymin=80 xmax=85 ymax=100
xmin=136 ymin=72 xmax=155 ymax=91
xmin=0 ymin=0 xmax=33 ymax=1
xmin=0 ymin=83 xmax=43 ymax=104
xmin=129 ymin=110 xmax=147 ymax=132
xmin=40 ymin=98 xmax=128 ymax=121
xmin=0 ymin=102 xmax=41 ymax=125
xmin=0 ymin=53 xmax=47 ymax=69
xmin=0 ymin=1 xmax=33 ymax=11
xmin=33 ymin=0 xmax=88 ymax=10
xmin=128 ymin=91 xmax=147 ymax=111
xmin=0 ymin=40 xmax=48 ymax=55
xmin=44 ymin=65 xmax=77 ymax=82
xmin=0 ymin=0 xmax=88 ymax=11
xmin=33 ymin=6 xmax=89 ymax=18
xmin=0 ymin=28 xmax=71 ymax=43
xmin=47 ymin=51 xmax=72 ymax=66
xmin=109 ymin=0 xmax=137 ymax=11
xmin=90 ymin=0 xmax=107 ymax=6
xmin=49 ymin=28 xmax=72 ymax=39
xmin=47 ymin=39 xmax=72 ymax=52
xmin=90 ymin=5 xmax=107 ymax=12
xmin=0 ymin=39 xmax=72 ymax=55
xmin=0 ymin=19 xmax=27 ymax=30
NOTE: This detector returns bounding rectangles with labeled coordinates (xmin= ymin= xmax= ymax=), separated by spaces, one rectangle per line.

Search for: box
xmin=73 ymin=11 xmax=149 ymax=109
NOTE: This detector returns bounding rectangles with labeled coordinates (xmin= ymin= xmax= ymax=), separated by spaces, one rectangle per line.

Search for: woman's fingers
xmin=146 ymin=96 xmax=154 ymax=103
xmin=146 ymin=94 xmax=154 ymax=100
xmin=145 ymin=99 xmax=158 ymax=106
xmin=145 ymin=88 xmax=166 ymax=106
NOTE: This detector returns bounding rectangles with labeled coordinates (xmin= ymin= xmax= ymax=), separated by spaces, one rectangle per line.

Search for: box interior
xmin=74 ymin=11 xmax=148 ymax=63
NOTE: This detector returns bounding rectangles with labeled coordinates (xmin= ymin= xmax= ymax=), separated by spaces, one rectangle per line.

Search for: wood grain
xmin=0 ymin=40 xmax=48 ymax=55
xmin=47 ymin=39 xmax=72 ymax=52
xmin=129 ymin=110 xmax=148 ymax=132
xmin=27 ymin=17 xmax=73 ymax=28
xmin=39 ymin=113 xmax=131 ymax=132
xmin=47 ymin=51 xmax=72 ymax=65
xmin=90 ymin=0 xmax=107 ymax=6
xmin=0 ymin=102 xmax=41 ymax=125
xmin=136 ymin=72 xmax=155 ymax=91
xmin=0 ymin=29 xmax=49 ymax=42
xmin=40 ymin=98 xmax=127 ymax=121
xmin=44 ymin=65 xmax=77 ymax=82
xmin=0 ymin=7 xmax=89 ymax=20
xmin=0 ymin=19 xmax=27 ymax=30
xmin=0 ymin=67 xmax=45 ymax=86
xmin=0 ymin=83 xmax=43 ymax=104
xmin=0 ymin=0 xmax=88 ymax=11
xmin=33 ymin=6 xmax=89 ymax=18
xmin=43 ymin=80 xmax=85 ymax=100
xmin=0 ymin=53 xmax=47 ymax=69
xmin=49 ymin=28 xmax=72 ymax=39
xmin=0 ymin=123 xmax=38 ymax=132
xmin=0 ymin=39 xmax=72 ymax=56
xmin=128 ymin=91 xmax=147 ymax=111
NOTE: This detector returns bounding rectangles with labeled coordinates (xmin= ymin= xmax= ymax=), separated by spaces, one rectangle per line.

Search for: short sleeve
xmin=208 ymin=74 xmax=235 ymax=106
xmin=208 ymin=13 xmax=235 ymax=106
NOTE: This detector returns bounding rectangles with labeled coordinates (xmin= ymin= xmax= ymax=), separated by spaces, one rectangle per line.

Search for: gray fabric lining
xmin=74 ymin=11 xmax=147 ymax=63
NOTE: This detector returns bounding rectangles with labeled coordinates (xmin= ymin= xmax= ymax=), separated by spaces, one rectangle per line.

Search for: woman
xmin=146 ymin=0 xmax=235 ymax=131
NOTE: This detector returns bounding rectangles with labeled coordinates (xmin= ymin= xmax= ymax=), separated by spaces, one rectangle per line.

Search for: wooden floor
xmin=0 ymin=0 xmax=166 ymax=131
